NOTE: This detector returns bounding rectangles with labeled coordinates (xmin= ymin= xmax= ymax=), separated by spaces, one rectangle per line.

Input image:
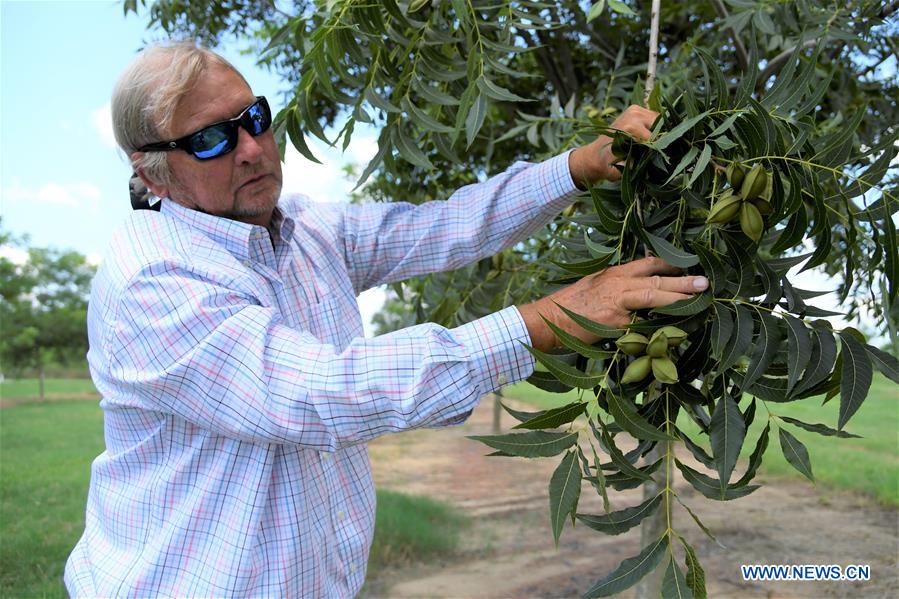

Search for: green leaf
xmin=468 ymin=430 xmax=579 ymax=458
xmin=586 ymin=1 xmax=606 ymax=23
xmin=285 ymin=107 xmax=322 ymax=164
xmin=709 ymin=391 xmax=745 ymax=487
xmin=675 ymin=495 xmax=723 ymax=546
xmin=686 ymin=144 xmax=713 ymax=189
xmin=733 ymin=423 xmax=769 ymax=487
xmin=608 ymin=394 xmax=678 ymax=441
xmin=779 ymin=416 xmax=861 ymax=439
xmin=549 ymin=450 xmax=582 ymax=546
xmin=579 ymin=444 xmax=610 ymax=512
xmin=513 ymin=401 xmax=586 ymax=430
xmin=392 ymin=126 xmax=433 ymax=169
xmin=608 ymin=0 xmax=637 ymax=16
xmin=465 ymin=91 xmax=488 ymax=149
xmin=710 ymin=303 xmax=734 ymax=357
xmin=708 ymin=112 xmax=743 ymax=137
xmin=527 ymin=369 xmax=574 ymax=394
xmin=524 ymin=345 xmax=605 ymax=389
xmin=837 ymin=332 xmax=874 ymax=430
xmin=413 ymin=79 xmax=461 ymax=106
xmin=783 ymin=314 xmax=812 ymax=394
xmin=743 ymin=311 xmax=782 ymax=391
xmin=680 ymin=537 xmax=708 ymax=599
xmin=865 ymin=344 xmax=899 ymax=384
xmin=583 ymin=535 xmax=669 ymax=598
xmin=677 ymin=429 xmax=716 ymax=470
xmin=501 ymin=402 xmax=545 ymax=424
xmin=539 ymin=315 xmax=614 ymax=359
xmin=365 ymin=88 xmax=400 ymax=113
xmin=553 ymin=303 xmax=626 ymax=338
xmin=597 ymin=422 xmax=652 ymax=481
xmin=583 ymin=233 xmax=619 ymax=260
xmin=577 ymin=494 xmax=662 ymax=535
xmin=719 ymin=303 xmax=753 ymax=372
xmin=651 ymin=292 xmax=712 ymax=316
xmin=476 ymin=76 xmax=531 ymax=102
xmin=778 ymin=427 xmax=814 ymax=482
xmin=694 ymin=245 xmax=728 ymax=295
xmin=402 ymin=98 xmax=454 ymax=133
xmin=664 ymin=146 xmax=699 ymax=185
xmin=792 ymin=327 xmax=838 ymax=396
xmin=675 ymin=460 xmax=760 ymax=501
xmin=662 ymin=558 xmax=694 ymax=599
xmin=644 ymin=232 xmax=700 ymax=268
xmin=651 ymin=110 xmax=712 ymax=151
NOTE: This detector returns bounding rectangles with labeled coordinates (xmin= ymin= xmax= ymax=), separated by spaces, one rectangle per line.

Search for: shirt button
xmin=320 ymin=452 xmax=330 ymax=461
xmin=497 ymin=374 xmax=508 ymax=386
xmin=337 ymin=510 xmax=345 ymax=521
xmin=350 ymin=564 xmax=357 ymax=574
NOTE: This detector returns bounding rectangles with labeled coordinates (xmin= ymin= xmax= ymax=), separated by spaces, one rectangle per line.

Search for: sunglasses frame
xmin=138 ymin=96 xmax=271 ymax=160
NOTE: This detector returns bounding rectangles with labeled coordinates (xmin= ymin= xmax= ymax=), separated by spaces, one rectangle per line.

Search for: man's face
xmin=140 ymin=64 xmax=283 ymax=227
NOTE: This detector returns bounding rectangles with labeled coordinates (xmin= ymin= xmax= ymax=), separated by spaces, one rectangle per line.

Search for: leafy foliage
xmin=0 ymin=222 xmax=95 ymax=380
xmin=128 ymin=0 xmax=899 ymax=595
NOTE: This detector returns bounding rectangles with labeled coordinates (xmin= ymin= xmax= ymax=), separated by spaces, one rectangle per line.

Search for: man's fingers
xmin=620 ymin=289 xmax=692 ymax=311
xmin=636 ymin=275 xmax=709 ymax=294
xmin=617 ymin=256 xmax=682 ymax=277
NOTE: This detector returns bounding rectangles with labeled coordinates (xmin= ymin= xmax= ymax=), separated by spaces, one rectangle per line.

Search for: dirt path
xmin=364 ymin=395 xmax=898 ymax=599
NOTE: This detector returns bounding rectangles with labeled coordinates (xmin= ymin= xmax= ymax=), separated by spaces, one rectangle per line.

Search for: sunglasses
xmin=138 ymin=96 xmax=272 ymax=160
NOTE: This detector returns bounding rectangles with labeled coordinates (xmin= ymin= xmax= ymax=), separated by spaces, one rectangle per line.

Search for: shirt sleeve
xmin=338 ymin=151 xmax=580 ymax=294
xmin=104 ymin=262 xmax=536 ymax=450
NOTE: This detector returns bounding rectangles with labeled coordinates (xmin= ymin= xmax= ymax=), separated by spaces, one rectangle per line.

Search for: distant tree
xmin=0 ymin=221 xmax=95 ymax=399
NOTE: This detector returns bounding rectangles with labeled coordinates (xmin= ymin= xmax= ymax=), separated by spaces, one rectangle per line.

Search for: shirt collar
xmin=159 ymin=198 xmax=294 ymax=263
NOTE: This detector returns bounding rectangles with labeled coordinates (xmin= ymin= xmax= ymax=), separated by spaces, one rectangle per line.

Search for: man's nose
xmin=234 ymin=125 xmax=265 ymax=163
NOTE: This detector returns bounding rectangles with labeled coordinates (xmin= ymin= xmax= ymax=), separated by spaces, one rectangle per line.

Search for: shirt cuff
xmin=453 ymin=306 xmax=537 ymax=397
xmin=537 ymin=149 xmax=582 ymax=214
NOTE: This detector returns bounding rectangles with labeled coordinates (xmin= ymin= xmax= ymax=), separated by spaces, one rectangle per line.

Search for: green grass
xmin=0 ymin=386 xmax=467 ymax=597
xmin=369 ymin=489 xmax=467 ymax=570
xmin=0 ymin=378 xmax=97 ymax=400
xmin=504 ymin=373 xmax=898 ymax=505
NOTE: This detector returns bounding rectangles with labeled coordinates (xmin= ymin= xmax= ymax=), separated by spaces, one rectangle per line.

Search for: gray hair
xmin=112 ymin=41 xmax=247 ymax=191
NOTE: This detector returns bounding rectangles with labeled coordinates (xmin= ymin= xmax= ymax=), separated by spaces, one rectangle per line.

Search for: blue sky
xmin=0 ymin=0 xmax=378 ymax=260
xmin=0 ymin=1 xmax=889 ymax=337
xmin=0 ymin=0 xmax=385 ymax=332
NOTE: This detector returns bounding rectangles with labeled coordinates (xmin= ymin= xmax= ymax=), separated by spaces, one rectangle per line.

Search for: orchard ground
xmin=1 ymin=379 xmax=896 ymax=598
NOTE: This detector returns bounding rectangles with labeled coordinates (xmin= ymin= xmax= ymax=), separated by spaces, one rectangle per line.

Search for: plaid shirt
xmin=65 ymin=152 xmax=579 ymax=597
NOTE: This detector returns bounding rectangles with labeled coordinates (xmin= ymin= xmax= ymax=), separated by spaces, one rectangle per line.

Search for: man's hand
xmin=568 ymin=105 xmax=659 ymax=187
xmin=517 ymin=257 xmax=708 ymax=352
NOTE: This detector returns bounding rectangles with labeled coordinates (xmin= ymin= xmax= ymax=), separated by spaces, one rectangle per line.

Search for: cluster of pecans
xmin=615 ymin=326 xmax=688 ymax=385
xmin=706 ymin=163 xmax=772 ymax=241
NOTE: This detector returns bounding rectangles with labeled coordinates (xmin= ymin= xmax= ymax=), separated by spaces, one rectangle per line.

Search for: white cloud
xmin=91 ymin=103 xmax=117 ymax=149
xmin=2 ymin=179 xmax=102 ymax=212
xmin=0 ymin=245 xmax=28 ymax=265
xmin=281 ymin=130 xmax=379 ymax=202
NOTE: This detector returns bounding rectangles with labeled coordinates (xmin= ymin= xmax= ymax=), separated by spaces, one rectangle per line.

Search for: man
xmin=66 ymin=41 xmax=708 ymax=597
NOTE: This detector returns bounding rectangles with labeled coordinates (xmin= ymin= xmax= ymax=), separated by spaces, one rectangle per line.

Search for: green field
xmin=504 ymin=373 xmax=899 ymax=506
xmin=0 ymin=387 xmax=465 ymax=597
xmin=0 ymin=378 xmax=98 ymax=400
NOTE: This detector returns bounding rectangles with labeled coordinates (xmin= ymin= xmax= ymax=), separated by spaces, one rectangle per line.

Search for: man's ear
xmin=131 ymin=153 xmax=170 ymax=199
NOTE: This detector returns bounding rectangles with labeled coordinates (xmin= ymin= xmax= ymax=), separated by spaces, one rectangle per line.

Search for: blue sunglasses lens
xmin=192 ymin=125 xmax=233 ymax=159
xmin=187 ymin=98 xmax=270 ymax=159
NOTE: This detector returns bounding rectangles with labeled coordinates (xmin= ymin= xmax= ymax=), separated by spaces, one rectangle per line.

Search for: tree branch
xmin=644 ymin=0 xmax=661 ymax=105
xmin=881 ymin=1 xmax=899 ymax=19
xmin=755 ymin=39 xmax=819 ymax=93
xmin=710 ymin=0 xmax=749 ymax=72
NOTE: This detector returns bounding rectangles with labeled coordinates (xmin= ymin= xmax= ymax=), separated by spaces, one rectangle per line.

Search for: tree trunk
xmin=493 ymin=389 xmax=503 ymax=433
xmin=38 ymin=352 xmax=45 ymax=402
